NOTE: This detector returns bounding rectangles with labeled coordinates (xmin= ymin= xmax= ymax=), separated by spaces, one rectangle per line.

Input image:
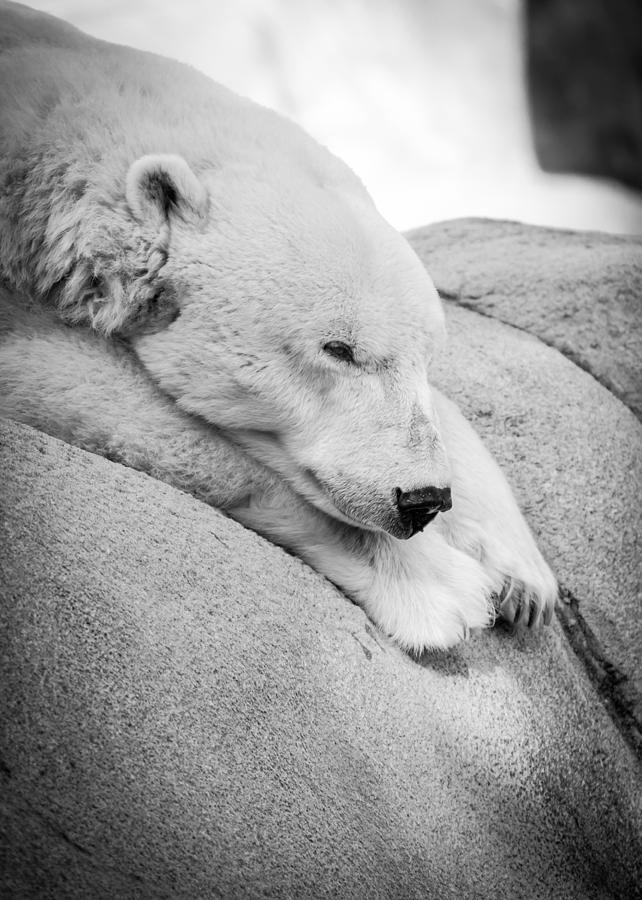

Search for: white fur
xmin=0 ymin=2 xmax=557 ymax=650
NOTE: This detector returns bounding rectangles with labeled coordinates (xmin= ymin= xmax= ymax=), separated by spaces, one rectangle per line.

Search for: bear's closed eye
xmin=323 ymin=341 xmax=356 ymax=365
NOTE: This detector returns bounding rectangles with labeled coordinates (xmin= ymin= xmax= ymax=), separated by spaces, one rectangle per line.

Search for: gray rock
xmin=407 ymin=218 xmax=642 ymax=419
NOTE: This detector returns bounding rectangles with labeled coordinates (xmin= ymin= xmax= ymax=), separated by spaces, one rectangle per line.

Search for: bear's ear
xmin=126 ymin=154 xmax=209 ymax=224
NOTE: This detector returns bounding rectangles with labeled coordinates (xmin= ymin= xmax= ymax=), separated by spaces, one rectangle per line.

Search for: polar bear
xmin=0 ymin=1 xmax=557 ymax=650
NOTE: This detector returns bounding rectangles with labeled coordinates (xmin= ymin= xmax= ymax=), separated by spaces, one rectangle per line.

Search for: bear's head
xmin=38 ymin=152 xmax=453 ymax=539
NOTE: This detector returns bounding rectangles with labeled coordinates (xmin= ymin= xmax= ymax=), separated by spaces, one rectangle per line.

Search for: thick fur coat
xmin=0 ymin=1 xmax=557 ymax=649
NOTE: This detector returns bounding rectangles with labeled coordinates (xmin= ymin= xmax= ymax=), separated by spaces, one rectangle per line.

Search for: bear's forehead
xmin=210 ymin=177 xmax=436 ymax=313
xmin=188 ymin=168 xmax=443 ymax=355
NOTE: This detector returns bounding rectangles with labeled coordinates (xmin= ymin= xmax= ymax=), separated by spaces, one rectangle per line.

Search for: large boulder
xmin=2 ymin=220 xmax=641 ymax=899
xmin=407 ymin=218 xmax=642 ymax=419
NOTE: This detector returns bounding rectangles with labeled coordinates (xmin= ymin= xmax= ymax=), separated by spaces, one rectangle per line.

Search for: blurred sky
xmin=27 ymin=0 xmax=642 ymax=234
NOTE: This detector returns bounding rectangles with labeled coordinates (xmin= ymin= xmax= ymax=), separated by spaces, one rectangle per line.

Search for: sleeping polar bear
xmin=0 ymin=1 xmax=557 ymax=650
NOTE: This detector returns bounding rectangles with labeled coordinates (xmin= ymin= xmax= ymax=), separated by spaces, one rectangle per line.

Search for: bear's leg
xmin=432 ymin=388 xmax=558 ymax=629
xmin=0 ymin=297 xmax=284 ymax=510
xmin=230 ymin=489 xmax=496 ymax=650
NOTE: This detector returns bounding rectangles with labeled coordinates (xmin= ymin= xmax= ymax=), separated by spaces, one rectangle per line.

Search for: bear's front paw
xmin=433 ymin=487 xmax=559 ymax=637
xmin=496 ymin=574 xmax=557 ymax=631
xmin=360 ymin=528 xmax=497 ymax=652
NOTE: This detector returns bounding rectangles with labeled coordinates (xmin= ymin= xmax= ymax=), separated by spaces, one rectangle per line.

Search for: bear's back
xmin=0 ymin=1 xmax=359 ymax=221
xmin=0 ymin=1 xmax=257 ymax=163
xmin=0 ymin=1 xmax=368 ymax=331
xmin=0 ymin=0 xmax=86 ymax=53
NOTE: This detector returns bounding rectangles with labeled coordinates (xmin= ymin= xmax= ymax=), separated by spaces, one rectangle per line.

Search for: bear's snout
xmin=395 ymin=486 xmax=452 ymax=536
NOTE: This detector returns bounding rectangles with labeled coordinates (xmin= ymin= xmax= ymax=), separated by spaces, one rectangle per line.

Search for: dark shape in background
xmin=526 ymin=0 xmax=642 ymax=191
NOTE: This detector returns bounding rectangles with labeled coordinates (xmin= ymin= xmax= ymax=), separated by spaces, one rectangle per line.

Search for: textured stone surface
xmin=407 ymin=218 xmax=642 ymax=419
xmin=2 ymin=248 xmax=642 ymax=897
xmin=1 ymin=417 xmax=641 ymax=900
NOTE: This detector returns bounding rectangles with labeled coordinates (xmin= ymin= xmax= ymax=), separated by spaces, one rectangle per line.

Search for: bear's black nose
xmin=396 ymin=486 xmax=452 ymax=535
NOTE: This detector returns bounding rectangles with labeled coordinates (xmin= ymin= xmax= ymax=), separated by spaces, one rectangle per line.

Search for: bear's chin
xmin=295 ymin=467 xmax=412 ymax=538
xmin=308 ymin=489 xmax=419 ymax=542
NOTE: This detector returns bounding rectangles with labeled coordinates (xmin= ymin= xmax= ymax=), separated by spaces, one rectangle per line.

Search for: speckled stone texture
xmin=407 ymin=218 xmax=642 ymax=419
xmin=2 ymin=220 xmax=641 ymax=898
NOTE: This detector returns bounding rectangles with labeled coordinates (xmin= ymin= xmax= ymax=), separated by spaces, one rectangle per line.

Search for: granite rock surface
xmin=408 ymin=218 xmax=642 ymax=419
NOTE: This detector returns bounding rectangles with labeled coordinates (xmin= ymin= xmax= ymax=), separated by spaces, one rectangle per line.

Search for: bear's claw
xmin=497 ymin=577 xmax=557 ymax=630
